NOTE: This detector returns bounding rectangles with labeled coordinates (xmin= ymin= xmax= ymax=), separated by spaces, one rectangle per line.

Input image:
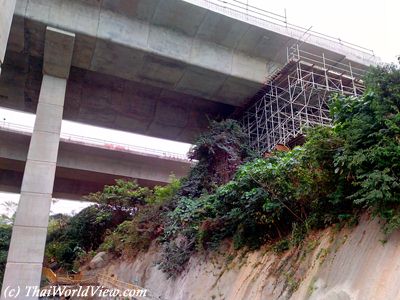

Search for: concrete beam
xmin=7 ymin=0 xmax=274 ymax=107
xmin=7 ymin=0 xmax=374 ymax=93
xmin=0 ymin=54 xmax=234 ymax=143
xmin=43 ymin=27 xmax=75 ymax=78
xmin=0 ymin=165 xmax=165 ymax=201
xmin=1 ymin=76 xmax=65 ymax=299
xmin=0 ymin=0 xmax=374 ymax=144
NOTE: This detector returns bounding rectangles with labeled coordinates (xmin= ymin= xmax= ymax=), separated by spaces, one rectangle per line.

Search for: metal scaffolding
xmin=242 ymin=44 xmax=367 ymax=154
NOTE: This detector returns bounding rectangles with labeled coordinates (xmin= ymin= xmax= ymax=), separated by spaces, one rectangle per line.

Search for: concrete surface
xmin=0 ymin=0 xmax=374 ymax=143
xmin=8 ymin=0 xmax=273 ymax=103
xmin=1 ymin=27 xmax=74 ymax=300
xmin=0 ymin=53 xmax=234 ymax=143
xmin=0 ymin=129 xmax=191 ymax=199
xmin=0 ymin=0 xmax=16 ymax=75
xmin=43 ymin=27 xmax=75 ymax=78
xmin=0 ymin=0 xmax=377 ymax=295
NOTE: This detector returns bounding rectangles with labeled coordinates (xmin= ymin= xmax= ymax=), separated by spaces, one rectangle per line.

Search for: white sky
xmin=0 ymin=108 xmax=192 ymax=155
xmin=248 ymin=0 xmax=399 ymax=63
xmin=0 ymin=193 xmax=92 ymax=217
xmin=1 ymin=0 xmax=399 ymax=218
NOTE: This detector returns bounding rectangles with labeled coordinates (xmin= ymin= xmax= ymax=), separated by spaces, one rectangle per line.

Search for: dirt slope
xmin=92 ymin=215 xmax=400 ymax=300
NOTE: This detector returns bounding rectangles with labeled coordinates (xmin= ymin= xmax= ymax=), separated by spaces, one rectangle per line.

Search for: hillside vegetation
xmin=36 ymin=65 xmax=400 ymax=285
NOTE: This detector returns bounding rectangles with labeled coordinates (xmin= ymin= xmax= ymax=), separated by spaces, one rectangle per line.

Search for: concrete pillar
xmin=1 ymin=27 xmax=74 ymax=299
xmin=0 ymin=0 xmax=17 ymax=75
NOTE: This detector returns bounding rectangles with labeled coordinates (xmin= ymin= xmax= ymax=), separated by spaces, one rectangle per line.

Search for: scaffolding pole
xmin=241 ymin=44 xmax=366 ymax=155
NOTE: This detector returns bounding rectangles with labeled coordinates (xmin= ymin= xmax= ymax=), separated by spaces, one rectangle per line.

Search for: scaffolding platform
xmin=241 ymin=44 xmax=367 ymax=154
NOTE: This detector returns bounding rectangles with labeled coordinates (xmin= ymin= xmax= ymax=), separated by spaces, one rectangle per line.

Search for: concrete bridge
xmin=0 ymin=123 xmax=191 ymax=200
xmin=0 ymin=0 xmax=375 ymax=143
xmin=0 ymin=0 xmax=376 ymax=297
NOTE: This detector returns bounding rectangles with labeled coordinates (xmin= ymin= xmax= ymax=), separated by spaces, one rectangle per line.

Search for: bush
xmin=157 ymin=122 xmax=358 ymax=277
xmin=44 ymin=178 xmax=181 ymax=270
xmin=84 ymin=179 xmax=151 ymax=215
xmin=331 ymin=65 xmax=400 ymax=233
xmin=0 ymin=225 xmax=12 ymax=290
xmin=100 ymin=204 xmax=165 ymax=257
xmin=147 ymin=176 xmax=181 ymax=205
xmin=158 ymin=239 xmax=193 ymax=278
xmin=179 ymin=119 xmax=253 ymax=198
xmin=45 ymin=205 xmax=121 ymax=270
xmin=86 ymin=66 xmax=400 ymax=279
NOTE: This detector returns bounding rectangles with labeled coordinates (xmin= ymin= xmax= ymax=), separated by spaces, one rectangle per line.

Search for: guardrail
xmin=97 ymin=273 xmax=154 ymax=299
xmin=0 ymin=121 xmax=190 ymax=162
xmin=42 ymin=267 xmax=97 ymax=286
xmin=287 ymin=44 xmax=368 ymax=79
xmin=185 ymin=0 xmax=376 ymax=62
xmin=41 ymin=271 xmax=156 ymax=299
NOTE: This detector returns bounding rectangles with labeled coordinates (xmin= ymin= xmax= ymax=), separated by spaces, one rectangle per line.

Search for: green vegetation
xmin=45 ymin=180 xmax=152 ymax=270
xmin=1 ymin=66 xmax=398 ymax=287
xmin=0 ymin=225 xmax=11 ymax=290
xmin=0 ymin=201 xmax=15 ymax=289
xmin=158 ymin=120 xmax=255 ymax=276
xmin=158 ymin=125 xmax=349 ymax=276
xmin=84 ymin=179 xmax=151 ymax=215
xmin=331 ymin=65 xmax=400 ymax=233
xmin=46 ymin=206 xmax=115 ymax=270
xmin=156 ymin=65 xmax=399 ymax=277
xmin=45 ymin=177 xmax=182 ymax=270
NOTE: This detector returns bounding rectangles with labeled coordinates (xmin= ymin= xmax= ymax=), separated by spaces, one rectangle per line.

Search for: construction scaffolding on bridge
xmin=241 ymin=44 xmax=367 ymax=154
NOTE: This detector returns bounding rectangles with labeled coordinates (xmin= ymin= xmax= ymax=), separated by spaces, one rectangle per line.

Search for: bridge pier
xmin=0 ymin=0 xmax=16 ymax=75
xmin=1 ymin=27 xmax=74 ymax=299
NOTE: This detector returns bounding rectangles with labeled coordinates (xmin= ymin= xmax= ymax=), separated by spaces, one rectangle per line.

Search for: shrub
xmin=158 ymin=239 xmax=194 ymax=279
xmin=45 ymin=205 xmax=120 ymax=270
xmin=98 ymin=178 xmax=182 ymax=258
xmin=331 ymin=65 xmax=400 ymax=233
xmin=0 ymin=225 xmax=12 ymax=290
xmin=100 ymin=204 xmax=165 ymax=257
xmin=61 ymin=67 xmax=400 ymax=281
xmin=179 ymin=119 xmax=253 ymax=198
xmin=84 ymin=179 xmax=151 ymax=216
xmin=157 ymin=122 xmax=359 ymax=277
xmin=147 ymin=176 xmax=181 ymax=205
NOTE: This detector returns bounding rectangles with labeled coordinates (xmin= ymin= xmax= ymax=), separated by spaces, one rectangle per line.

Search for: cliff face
xmin=94 ymin=215 xmax=400 ymax=300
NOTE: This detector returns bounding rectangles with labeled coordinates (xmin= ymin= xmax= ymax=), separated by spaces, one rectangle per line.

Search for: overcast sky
xmin=1 ymin=0 xmax=399 ymax=218
xmin=247 ymin=0 xmax=399 ymax=63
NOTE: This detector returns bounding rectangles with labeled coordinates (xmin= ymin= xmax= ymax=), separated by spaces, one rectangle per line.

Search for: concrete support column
xmin=1 ymin=27 xmax=74 ymax=299
xmin=0 ymin=0 xmax=17 ymax=75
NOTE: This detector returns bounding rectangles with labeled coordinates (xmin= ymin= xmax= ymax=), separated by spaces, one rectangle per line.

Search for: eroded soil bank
xmin=90 ymin=215 xmax=400 ymax=300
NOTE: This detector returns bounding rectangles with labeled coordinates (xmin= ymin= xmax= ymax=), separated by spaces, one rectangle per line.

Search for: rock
xmin=89 ymin=251 xmax=109 ymax=269
xmin=322 ymin=291 xmax=351 ymax=300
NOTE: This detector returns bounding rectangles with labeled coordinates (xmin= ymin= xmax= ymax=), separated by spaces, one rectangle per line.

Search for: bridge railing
xmin=0 ymin=121 xmax=190 ymax=162
xmin=287 ymin=44 xmax=368 ymax=79
xmin=185 ymin=0 xmax=376 ymax=63
xmin=42 ymin=267 xmax=97 ymax=286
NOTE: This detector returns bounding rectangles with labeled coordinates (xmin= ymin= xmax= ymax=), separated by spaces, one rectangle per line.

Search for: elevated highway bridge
xmin=0 ymin=0 xmax=376 ymax=296
xmin=0 ymin=0 xmax=376 ymax=143
xmin=0 ymin=122 xmax=191 ymax=200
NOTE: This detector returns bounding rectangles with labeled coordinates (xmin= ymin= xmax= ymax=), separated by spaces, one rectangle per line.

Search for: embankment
xmin=91 ymin=214 xmax=400 ymax=300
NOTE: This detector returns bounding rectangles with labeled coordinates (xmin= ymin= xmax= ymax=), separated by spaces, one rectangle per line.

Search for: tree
xmin=84 ymin=179 xmax=151 ymax=215
xmin=179 ymin=119 xmax=252 ymax=198
xmin=331 ymin=64 xmax=400 ymax=232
